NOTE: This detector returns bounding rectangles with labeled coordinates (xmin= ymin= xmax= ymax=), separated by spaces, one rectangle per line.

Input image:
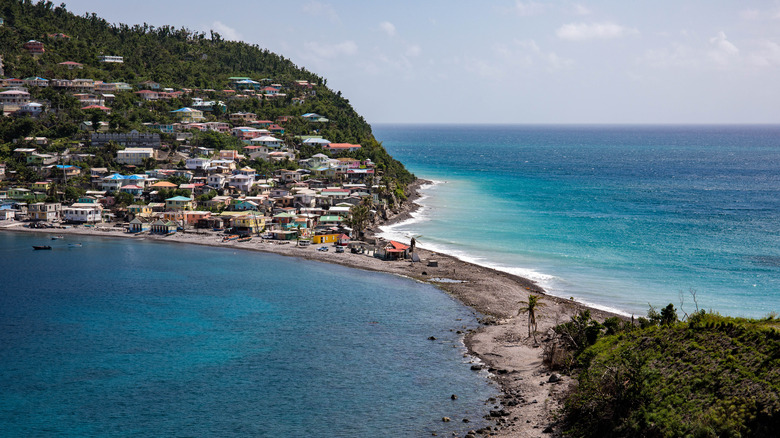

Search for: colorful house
xmin=150 ymin=219 xmax=177 ymax=234
xmin=165 ymin=196 xmax=193 ymax=211
xmin=128 ymin=217 xmax=151 ymax=233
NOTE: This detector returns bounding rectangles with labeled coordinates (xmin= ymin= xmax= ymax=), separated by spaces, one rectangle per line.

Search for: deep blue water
xmin=0 ymin=233 xmax=496 ymax=437
xmin=374 ymin=124 xmax=780 ymax=318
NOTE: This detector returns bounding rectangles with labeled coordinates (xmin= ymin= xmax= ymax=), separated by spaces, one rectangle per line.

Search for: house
xmin=231 ymin=200 xmax=259 ymax=211
xmin=23 ymin=40 xmax=44 ymax=55
xmin=207 ymin=173 xmax=227 ymax=189
xmin=227 ymin=174 xmax=254 ymax=193
xmin=18 ymin=102 xmax=44 ymax=117
xmin=0 ymin=90 xmax=31 ymax=108
xmin=379 ymin=240 xmax=410 ymax=260
xmin=247 ymin=135 xmax=283 ymax=148
xmin=92 ymin=131 xmax=161 ymax=149
xmin=128 ymin=217 xmax=151 ymax=233
xmin=230 ymin=213 xmax=265 ymax=234
xmin=98 ymin=55 xmax=124 ymax=63
xmin=324 ymin=143 xmax=362 ymax=153
xmin=150 ymin=219 xmax=177 ymax=234
xmin=165 ymin=196 xmax=193 ymax=211
xmin=170 ymin=107 xmax=205 ymax=123
xmin=58 ymin=61 xmax=84 ymax=70
xmin=119 ymin=184 xmax=144 ymax=197
xmin=138 ymin=80 xmax=161 ymax=90
xmin=148 ymin=181 xmax=178 ymax=191
xmin=62 ymin=205 xmax=102 ymax=223
xmin=101 ymin=174 xmax=147 ymax=192
xmin=317 ymin=215 xmax=343 ymax=227
xmin=127 ymin=204 xmax=152 ymax=217
xmin=117 ymin=148 xmax=155 ymax=166
xmin=230 ymin=112 xmax=256 ymax=124
xmin=28 ymin=202 xmax=61 ymax=222
xmin=302 ymin=138 xmax=332 ymax=147
xmin=185 ymin=158 xmax=212 ymax=171
xmin=135 ymin=90 xmax=159 ymax=101
xmin=24 ymin=76 xmax=49 ymax=87
xmin=301 ymin=113 xmax=330 ymax=123
xmin=219 ymin=150 xmax=243 ymax=161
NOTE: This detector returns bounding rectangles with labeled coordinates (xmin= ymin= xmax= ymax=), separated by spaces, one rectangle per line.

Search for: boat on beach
xmin=33 ymin=245 xmax=52 ymax=250
xmin=237 ymin=236 xmax=252 ymax=242
xmin=223 ymin=234 xmax=239 ymax=242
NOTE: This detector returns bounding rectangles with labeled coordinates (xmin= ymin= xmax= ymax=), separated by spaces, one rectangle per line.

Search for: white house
xmin=207 ymin=173 xmax=226 ymax=189
xmin=227 ymin=174 xmax=255 ymax=193
xmin=247 ymin=136 xmax=283 ymax=148
xmin=62 ymin=205 xmax=102 ymax=223
xmin=117 ymin=148 xmax=155 ymax=166
xmin=185 ymin=157 xmax=212 ymax=171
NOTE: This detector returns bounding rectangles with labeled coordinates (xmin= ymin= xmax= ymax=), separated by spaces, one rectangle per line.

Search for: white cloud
xmin=303 ymin=40 xmax=358 ymax=59
xmin=556 ymin=22 xmax=638 ymax=41
xmin=211 ymin=21 xmax=241 ymax=41
xmin=747 ymin=40 xmax=780 ymax=67
xmin=708 ymin=31 xmax=739 ymax=66
xmin=302 ymin=1 xmax=340 ymax=23
xmin=379 ymin=21 xmax=396 ymax=37
xmin=405 ymin=44 xmax=422 ymax=57
xmin=515 ymin=1 xmax=545 ymax=16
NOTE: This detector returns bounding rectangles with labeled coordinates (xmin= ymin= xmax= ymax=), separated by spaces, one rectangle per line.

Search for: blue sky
xmin=60 ymin=1 xmax=780 ymax=124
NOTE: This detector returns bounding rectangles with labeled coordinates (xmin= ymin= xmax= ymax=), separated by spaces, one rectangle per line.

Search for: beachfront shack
xmin=128 ymin=217 xmax=151 ymax=233
xmin=378 ymin=240 xmax=410 ymax=261
xmin=150 ymin=219 xmax=177 ymax=234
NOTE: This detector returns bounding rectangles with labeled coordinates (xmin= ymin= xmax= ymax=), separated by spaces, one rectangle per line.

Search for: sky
xmin=59 ymin=1 xmax=780 ymax=124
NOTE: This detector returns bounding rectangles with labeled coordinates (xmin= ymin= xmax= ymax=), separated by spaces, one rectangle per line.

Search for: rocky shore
xmin=2 ymin=180 xmax=620 ymax=437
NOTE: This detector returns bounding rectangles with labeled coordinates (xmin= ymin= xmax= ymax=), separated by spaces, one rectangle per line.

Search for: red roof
xmin=388 ymin=241 xmax=409 ymax=250
xmin=81 ymin=105 xmax=110 ymax=111
xmin=326 ymin=143 xmax=361 ymax=149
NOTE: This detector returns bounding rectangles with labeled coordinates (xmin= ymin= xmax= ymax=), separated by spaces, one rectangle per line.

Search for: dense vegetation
xmin=0 ymin=0 xmax=414 ymax=190
xmin=550 ymin=306 xmax=780 ymax=437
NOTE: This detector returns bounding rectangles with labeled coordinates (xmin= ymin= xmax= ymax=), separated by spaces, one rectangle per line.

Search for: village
xmin=0 ymin=37 xmax=414 ymax=260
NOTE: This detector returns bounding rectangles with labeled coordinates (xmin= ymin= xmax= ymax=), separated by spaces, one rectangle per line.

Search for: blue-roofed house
xmin=301 ymin=113 xmax=329 ymax=123
xmin=170 ymin=107 xmax=204 ymax=123
xmin=165 ymin=196 xmax=193 ymax=211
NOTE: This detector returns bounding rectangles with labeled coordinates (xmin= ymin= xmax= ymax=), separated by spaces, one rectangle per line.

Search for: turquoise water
xmin=0 ymin=233 xmax=496 ymax=437
xmin=374 ymin=124 xmax=780 ymax=318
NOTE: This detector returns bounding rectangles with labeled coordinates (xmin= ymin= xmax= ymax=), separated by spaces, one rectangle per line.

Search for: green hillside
xmin=556 ymin=309 xmax=780 ymax=437
xmin=0 ymin=0 xmax=414 ymax=190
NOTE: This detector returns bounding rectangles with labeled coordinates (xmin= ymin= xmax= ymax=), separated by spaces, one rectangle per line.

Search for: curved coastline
xmin=1 ymin=181 xmax=620 ymax=436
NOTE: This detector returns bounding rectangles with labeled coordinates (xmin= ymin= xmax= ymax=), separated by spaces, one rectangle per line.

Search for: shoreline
xmin=1 ymin=183 xmax=620 ymax=436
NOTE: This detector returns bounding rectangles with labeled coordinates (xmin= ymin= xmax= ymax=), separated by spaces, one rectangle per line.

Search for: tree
xmin=518 ymin=294 xmax=544 ymax=343
xmin=346 ymin=203 xmax=370 ymax=240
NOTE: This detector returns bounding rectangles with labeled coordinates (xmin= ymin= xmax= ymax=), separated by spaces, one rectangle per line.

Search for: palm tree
xmin=518 ymin=295 xmax=544 ymax=343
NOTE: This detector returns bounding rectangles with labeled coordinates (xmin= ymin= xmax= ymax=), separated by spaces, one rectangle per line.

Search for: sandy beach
xmin=2 ymin=185 xmax=619 ymax=437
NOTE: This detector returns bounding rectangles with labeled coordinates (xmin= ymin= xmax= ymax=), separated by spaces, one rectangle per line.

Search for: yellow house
xmin=127 ymin=204 xmax=152 ymax=216
xmin=232 ymin=214 xmax=265 ymax=233
xmin=32 ymin=181 xmax=51 ymax=191
xmin=312 ymin=234 xmax=340 ymax=244
xmin=165 ymin=196 xmax=193 ymax=210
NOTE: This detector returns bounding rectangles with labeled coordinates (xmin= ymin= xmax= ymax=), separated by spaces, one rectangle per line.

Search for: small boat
xmin=237 ymin=236 xmax=252 ymax=242
xmin=51 ymin=235 xmax=64 ymax=240
xmin=68 ymin=243 xmax=82 ymax=247
xmin=223 ymin=234 xmax=239 ymax=242
xmin=33 ymin=245 xmax=52 ymax=250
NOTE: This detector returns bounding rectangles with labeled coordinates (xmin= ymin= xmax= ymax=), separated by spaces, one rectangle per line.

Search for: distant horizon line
xmin=371 ymin=122 xmax=780 ymax=127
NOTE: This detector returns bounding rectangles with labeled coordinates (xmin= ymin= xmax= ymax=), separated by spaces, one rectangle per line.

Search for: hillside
xmin=0 ymin=0 xmax=414 ymax=192
xmin=555 ymin=309 xmax=780 ymax=437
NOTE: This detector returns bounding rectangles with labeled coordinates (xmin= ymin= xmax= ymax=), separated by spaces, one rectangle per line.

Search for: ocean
xmin=0 ymin=233 xmax=496 ymax=437
xmin=374 ymin=124 xmax=780 ymax=319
